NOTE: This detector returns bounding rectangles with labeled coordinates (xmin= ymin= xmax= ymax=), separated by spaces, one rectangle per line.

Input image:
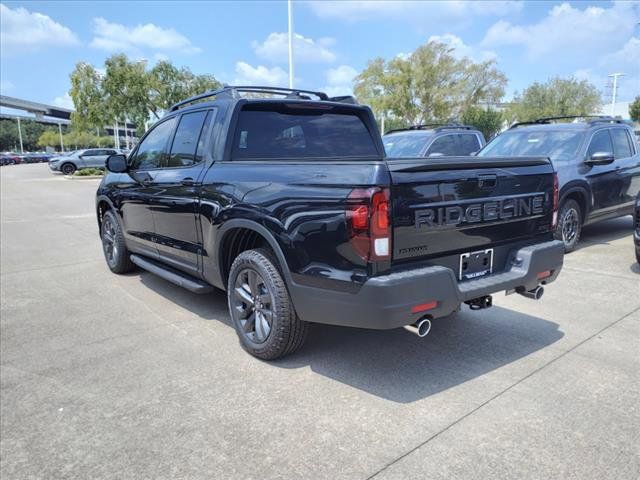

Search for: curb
xmin=64 ymin=175 xmax=104 ymax=180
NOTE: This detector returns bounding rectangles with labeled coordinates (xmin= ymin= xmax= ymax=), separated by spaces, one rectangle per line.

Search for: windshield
xmin=478 ymin=130 xmax=584 ymax=161
xmin=383 ymin=131 xmax=433 ymax=157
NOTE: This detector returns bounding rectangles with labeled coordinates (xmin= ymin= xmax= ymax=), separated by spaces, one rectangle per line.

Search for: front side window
xmin=611 ymin=129 xmax=632 ymax=159
xmin=130 ymin=117 xmax=177 ymax=170
xmin=167 ymin=110 xmax=210 ymax=168
xmin=586 ymin=130 xmax=613 ymax=158
xmin=231 ymin=106 xmax=378 ymax=160
xmin=427 ymin=135 xmax=457 ymax=156
xmin=457 ymin=134 xmax=481 ymax=155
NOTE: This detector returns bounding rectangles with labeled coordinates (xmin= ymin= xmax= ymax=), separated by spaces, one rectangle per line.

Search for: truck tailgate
xmin=387 ymin=156 xmax=555 ymax=265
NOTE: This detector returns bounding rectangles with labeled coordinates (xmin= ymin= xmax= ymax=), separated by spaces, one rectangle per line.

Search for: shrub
xmin=74 ymin=168 xmax=104 ymax=176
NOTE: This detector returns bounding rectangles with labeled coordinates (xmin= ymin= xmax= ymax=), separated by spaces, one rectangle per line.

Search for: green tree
xmin=506 ymin=77 xmax=601 ymax=123
xmin=0 ymin=119 xmax=20 ymax=151
xmin=70 ymin=63 xmax=105 ymax=131
xmin=629 ymin=96 xmax=640 ymax=123
xmin=37 ymin=130 xmax=63 ymax=150
xmin=461 ymin=106 xmax=504 ymax=140
xmin=354 ymin=41 xmax=507 ymax=125
xmin=69 ymin=55 xmax=222 ymax=135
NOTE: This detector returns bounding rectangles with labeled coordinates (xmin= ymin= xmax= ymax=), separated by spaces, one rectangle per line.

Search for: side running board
xmin=130 ymin=254 xmax=214 ymax=294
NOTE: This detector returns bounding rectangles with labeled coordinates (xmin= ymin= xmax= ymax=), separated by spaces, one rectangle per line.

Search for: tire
xmin=100 ymin=210 xmax=135 ymax=274
xmin=61 ymin=162 xmax=76 ymax=175
xmin=227 ymin=248 xmax=308 ymax=360
xmin=554 ymin=199 xmax=582 ymax=253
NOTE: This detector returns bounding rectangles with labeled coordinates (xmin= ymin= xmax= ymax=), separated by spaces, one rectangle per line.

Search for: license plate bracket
xmin=459 ymin=249 xmax=493 ymax=281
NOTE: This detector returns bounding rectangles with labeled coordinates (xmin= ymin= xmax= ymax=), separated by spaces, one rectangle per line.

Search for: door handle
xmin=181 ymin=178 xmax=195 ymax=186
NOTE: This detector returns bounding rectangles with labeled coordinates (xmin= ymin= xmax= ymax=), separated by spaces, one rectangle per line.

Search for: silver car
xmin=49 ymin=148 xmax=121 ymax=175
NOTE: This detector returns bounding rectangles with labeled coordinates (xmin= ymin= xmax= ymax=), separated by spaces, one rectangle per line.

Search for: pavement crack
xmin=364 ymin=305 xmax=640 ymax=480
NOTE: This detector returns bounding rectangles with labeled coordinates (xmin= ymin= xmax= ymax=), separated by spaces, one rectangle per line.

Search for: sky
xmin=1 ymin=0 xmax=639 ymax=114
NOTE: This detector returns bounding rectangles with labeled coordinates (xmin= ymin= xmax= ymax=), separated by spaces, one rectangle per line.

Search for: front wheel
xmin=554 ymin=199 xmax=582 ymax=253
xmin=61 ymin=163 xmax=76 ymax=175
xmin=227 ymin=248 xmax=308 ymax=360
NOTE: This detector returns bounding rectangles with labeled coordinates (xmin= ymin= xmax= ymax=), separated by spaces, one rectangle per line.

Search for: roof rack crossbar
xmin=510 ymin=115 xmax=624 ymax=129
xmin=384 ymin=123 xmax=475 ymax=135
xmin=169 ymin=87 xmax=229 ymax=112
xmin=169 ymin=85 xmax=332 ymax=112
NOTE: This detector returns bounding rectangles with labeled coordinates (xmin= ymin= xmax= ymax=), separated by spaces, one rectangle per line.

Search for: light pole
xmin=58 ymin=123 xmax=64 ymax=152
xmin=288 ymin=0 xmax=294 ymax=89
xmin=608 ymin=73 xmax=625 ymax=116
xmin=16 ymin=117 xmax=24 ymax=153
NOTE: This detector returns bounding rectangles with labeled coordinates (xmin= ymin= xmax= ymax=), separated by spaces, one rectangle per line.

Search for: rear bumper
xmin=289 ymin=240 xmax=564 ymax=330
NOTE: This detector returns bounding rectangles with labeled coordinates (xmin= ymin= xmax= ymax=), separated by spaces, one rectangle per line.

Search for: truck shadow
xmin=138 ymin=272 xmax=563 ymax=403
xmin=276 ymin=307 xmax=563 ymax=403
xmin=577 ymin=215 xmax=634 ymax=249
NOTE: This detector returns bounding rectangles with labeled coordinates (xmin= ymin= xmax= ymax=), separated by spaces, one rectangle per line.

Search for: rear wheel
xmin=101 ymin=210 xmax=135 ymax=274
xmin=227 ymin=248 xmax=308 ymax=360
xmin=555 ymin=199 xmax=582 ymax=253
xmin=61 ymin=162 xmax=76 ymax=175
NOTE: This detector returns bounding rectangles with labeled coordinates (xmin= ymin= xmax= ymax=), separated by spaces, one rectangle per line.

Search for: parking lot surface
xmin=1 ymin=164 xmax=639 ymax=480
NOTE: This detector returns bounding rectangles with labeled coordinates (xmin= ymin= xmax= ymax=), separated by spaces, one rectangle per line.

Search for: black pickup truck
xmin=97 ymin=86 xmax=564 ymax=359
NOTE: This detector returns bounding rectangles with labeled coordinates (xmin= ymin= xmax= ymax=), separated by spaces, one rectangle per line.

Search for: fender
xmin=559 ymin=181 xmax=591 ymax=219
xmin=95 ymin=194 xmax=118 ymax=230
xmin=212 ymin=218 xmax=294 ymax=289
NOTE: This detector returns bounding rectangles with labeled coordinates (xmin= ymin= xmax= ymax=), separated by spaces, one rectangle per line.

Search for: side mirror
xmin=585 ymin=151 xmax=614 ymax=166
xmin=106 ymin=154 xmax=128 ymax=173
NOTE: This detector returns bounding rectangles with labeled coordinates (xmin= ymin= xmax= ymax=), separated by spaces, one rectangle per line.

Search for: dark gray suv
xmin=382 ymin=124 xmax=486 ymax=158
xmin=479 ymin=116 xmax=640 ymax=252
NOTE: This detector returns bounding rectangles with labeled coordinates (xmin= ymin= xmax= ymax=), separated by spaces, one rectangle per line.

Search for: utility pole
xmin=58 ymin=123 xmax=64 ymax=152
xmin=288 ymin=0 xmax=294 ymax=89
xmin=608 ymin=73 xmax=625 ymax=116
xmin=16 ymin=117 xmax=24 ymax=153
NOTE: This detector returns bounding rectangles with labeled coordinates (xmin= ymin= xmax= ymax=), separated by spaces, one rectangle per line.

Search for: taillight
xmin=347 ymin=187 xmax=391 ymax=261
xmin=552 ymin=173 xmax=559 ymax=229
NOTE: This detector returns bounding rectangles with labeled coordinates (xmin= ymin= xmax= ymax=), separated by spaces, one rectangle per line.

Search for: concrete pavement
xmin=1 ymin=164 xmax=638 ymax=479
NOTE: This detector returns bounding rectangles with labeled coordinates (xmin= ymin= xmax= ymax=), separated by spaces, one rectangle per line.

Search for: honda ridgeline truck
xmin=96 ymin=86 xmax=564 ymax=360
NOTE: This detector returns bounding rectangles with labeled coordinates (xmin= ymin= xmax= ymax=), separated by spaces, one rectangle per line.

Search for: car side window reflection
xmin=129 ymin=118 xmax=177 ymax=170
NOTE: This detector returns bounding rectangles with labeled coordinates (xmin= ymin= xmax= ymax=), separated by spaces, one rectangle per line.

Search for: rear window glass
xmin=383 ymin=131 xmax=433 ymax=157
xmin=479 ymin=130 xmax=584 ymax=162
xmin=232 ymin=106 xmax=378 ymax=160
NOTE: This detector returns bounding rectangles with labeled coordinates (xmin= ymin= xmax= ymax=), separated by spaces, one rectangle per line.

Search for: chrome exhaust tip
xmin=518 ymin=285 xmax=544 ymax=300
xmin=403 ymin=317 xmax=432 ymax=337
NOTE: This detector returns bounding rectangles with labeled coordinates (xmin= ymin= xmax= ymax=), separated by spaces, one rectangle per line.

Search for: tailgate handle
xmin=477 ymin=174 xmax=497 ymax=189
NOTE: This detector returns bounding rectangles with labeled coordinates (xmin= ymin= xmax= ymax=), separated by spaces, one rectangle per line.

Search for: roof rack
xmin=385 ymin=123 xmax=476 ymax=135
xmin=510 ymin=115 xmax=625 ymax=129
xmin=170 ymin=85 xmax=338 ymax=112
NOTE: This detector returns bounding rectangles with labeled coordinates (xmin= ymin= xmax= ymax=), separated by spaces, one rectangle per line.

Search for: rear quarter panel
xmin=198 ymin=160 xmax=390 ymax=290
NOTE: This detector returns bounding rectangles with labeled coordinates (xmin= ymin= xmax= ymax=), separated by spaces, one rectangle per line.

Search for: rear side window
xmin=427 ymin=135 xmax=457 ymax=156
xmin=586 ymin=130 xmax=613 ymax=158
xmin=611 ymin=129 xmax=632 ymax=159
xmin=231 ymin=106 xmax=378 ymax=160
xmin=457 ymin=134 xmax=481 ymax=155
xmin=167 ymin=110 xmax=210 ymax=167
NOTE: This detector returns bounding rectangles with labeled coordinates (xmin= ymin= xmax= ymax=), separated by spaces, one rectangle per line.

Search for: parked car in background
xmin=49 ymin=148 xmax=121 ymax=175
xmin=1 ymin=153 xmax=22 ymax=165
xmin=22 ymin=153 xmax=54 ymax=163
xmin=0 ymin=154 xmax=20 ymax=166
xmin=382 ymin=124 xmax=486 ymax=158
xmin=478 ymin=116 xmax=640 ymax=252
